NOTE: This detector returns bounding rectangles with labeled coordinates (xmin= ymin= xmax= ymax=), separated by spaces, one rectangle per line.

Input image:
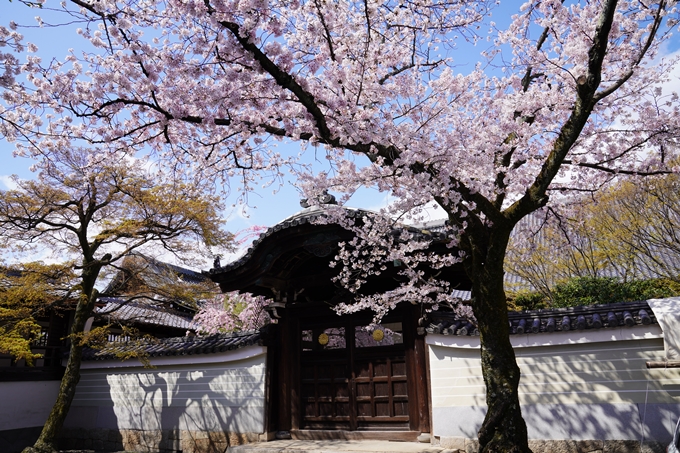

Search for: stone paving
xmin=56 ymin=437 xmax=668 ymax=453
xmin=227 ymin=439 xmax=450 ymax=453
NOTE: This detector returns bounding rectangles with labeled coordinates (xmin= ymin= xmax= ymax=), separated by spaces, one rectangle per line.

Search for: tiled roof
xmin=129 ymin=252 xmax=208 ymax=283
xmin=206 ymin=205 xmax=447 ymax=276
xmin=82 ymin=330 xmax=262 ymax=361
xmin=206 ymin=205 xmax=680 ymax=299
xmin=95 ymin=298 xmax=197 ymax=330
xmin=426 ymin=300 xmax=657 ymax=337
xmin=103 ymin=252 xmax=210 ymax=295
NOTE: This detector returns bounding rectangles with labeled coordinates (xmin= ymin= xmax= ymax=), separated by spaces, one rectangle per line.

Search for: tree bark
xmin=463 ymin=224 xmax=531 ymax=453
xmin=23 ymin=265 xmax=101 ymax=453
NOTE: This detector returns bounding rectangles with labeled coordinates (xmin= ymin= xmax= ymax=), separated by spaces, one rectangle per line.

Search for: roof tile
xmin=426 ymin=300 xmax=657 ymax=337
xmin=82 ymin=330 xmax=262 ymax=361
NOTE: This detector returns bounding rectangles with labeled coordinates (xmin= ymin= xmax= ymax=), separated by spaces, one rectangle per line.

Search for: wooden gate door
xmin=299 ymin=321 xmax=410 ymax=431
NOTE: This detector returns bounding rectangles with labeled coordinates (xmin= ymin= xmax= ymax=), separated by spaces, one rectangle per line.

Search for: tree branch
xmin=505 ymin=0 xmax=621 ymax=224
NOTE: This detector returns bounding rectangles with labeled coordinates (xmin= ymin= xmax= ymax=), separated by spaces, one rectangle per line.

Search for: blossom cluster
xmin=192 ymin=291 xmax=270 ymax=335
xmin=2 ymin=0 xmax=679 ymax=322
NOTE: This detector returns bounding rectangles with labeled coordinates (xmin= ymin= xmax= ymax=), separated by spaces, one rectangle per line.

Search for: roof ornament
xmin=300 ymin=190 xmax=337 ymax=208
xmin=212 ymin=255 xmax=221 ymax=269
xmin=319 ymin=190 xmax=336 ymax=204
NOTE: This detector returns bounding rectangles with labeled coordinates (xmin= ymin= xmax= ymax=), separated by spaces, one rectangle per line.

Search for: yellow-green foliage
xmin=0 ymin=262 xmax=76 ymax=365
xmin=0 ymin=149 xmax=234 ymax=366
xmin=0 ymin=318 xmax=42 ymax=365
xmin=0 ymin=150 xmax=235 ymax=451
xmin=507 ymin=174 xmax=680 ymax=302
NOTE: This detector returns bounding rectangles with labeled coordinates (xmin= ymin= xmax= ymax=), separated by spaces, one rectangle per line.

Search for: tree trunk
xmin=23 ymin=268 xmax=100 ymax=453
xmin=464 ymin=226 xmax=531 ymax=453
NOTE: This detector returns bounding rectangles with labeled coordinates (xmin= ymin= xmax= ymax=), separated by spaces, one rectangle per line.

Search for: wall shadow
xmin=429 ymin=336 xmax=680 ymax=447
xmin=101 ymin=355 xmax=266 ymax=452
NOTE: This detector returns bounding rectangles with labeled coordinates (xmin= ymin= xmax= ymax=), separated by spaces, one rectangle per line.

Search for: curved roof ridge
xmin=206 ymin=203 xmax=456 ymax=278
xmin=205 ymin=204 xmax=380 ymax=276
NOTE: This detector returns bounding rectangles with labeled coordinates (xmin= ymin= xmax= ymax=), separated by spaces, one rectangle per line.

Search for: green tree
xmin=507 ymin=174 xmax=680 ymax=304
xmin=551 ymin=276 xmax=680 ymax=308
xmin=0 ymin=262 xmax=76 ymax=365
xmin=0 ymin=148 xmax=232 ymax=453
xmin=588 ymin=176 xmax=680 ymax=279
xmin=510 ymin=276 xmax=680 ymax=311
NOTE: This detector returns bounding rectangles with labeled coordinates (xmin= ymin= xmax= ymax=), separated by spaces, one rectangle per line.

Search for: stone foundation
xmin=0 ymin=426 xmax=44 ymax=453
xmin=60 ymin=427 xmax=259 ymax=453
xmin=434 ymin=437 xmax=666 ymax=453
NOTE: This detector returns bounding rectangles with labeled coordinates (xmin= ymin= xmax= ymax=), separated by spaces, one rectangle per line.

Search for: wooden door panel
xmin=301 ymin=358 xmax=351 ymax=427
xmin=300 ymin=320 xmax=411 ymax=431
xmin=353 ymin=356 xmax=409 ymax=429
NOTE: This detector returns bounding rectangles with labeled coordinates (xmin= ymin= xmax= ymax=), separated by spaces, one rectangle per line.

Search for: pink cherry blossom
xmin=192 ymin=291 xmax=270 ymax=334
xmin=2 ymin=1 xmax=679 ymax=451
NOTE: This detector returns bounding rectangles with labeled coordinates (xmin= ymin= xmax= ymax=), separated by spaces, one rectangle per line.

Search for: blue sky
xmin=1 ymin=0 xmax=479 ymax=235
xmin=2 ymin=1 xmax=679 ymax=266
xmin=0 ymin=3 xmax=341 ymax=235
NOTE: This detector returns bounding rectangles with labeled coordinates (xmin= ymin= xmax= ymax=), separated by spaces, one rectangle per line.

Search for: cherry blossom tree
xmin=3 ymin=1 xmax=680 ymax=451
xmin=0 ymin=25 xmax=22 ymax=88
xmin=192 ymin=291 xmax=270 ymax=334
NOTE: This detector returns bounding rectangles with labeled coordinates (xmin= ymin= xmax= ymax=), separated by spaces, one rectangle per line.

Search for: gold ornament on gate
xmin=318 ymin=333 xmax=329 ymax=345
xmin=372 ymin=329 xmax=385 ymax=342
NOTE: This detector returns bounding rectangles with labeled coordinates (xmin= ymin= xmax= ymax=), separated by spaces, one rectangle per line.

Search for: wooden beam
xmin=646 ymin=361 xmax=680 ymax=369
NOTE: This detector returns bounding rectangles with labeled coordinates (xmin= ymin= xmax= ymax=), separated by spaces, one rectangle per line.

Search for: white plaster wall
xmin=64 ymin=345 xmax=267 ymax=436
xmin=0 ymin=380 xmax=61 ymax=430
xmin=427 ymin=327 xmax=680 ymax=443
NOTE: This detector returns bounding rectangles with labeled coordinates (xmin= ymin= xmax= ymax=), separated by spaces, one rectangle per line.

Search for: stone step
xmin=227 ymin=440 xmax=455 ymax=453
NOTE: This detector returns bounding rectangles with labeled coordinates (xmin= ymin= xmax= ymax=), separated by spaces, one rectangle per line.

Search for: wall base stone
xmin=438 ymin=436 xmax=466 ymax=450
xmin=434 ymin=437 xmax=666 ymax=453
xmin=61 ymin=428 xmax=259 ymax=453
xmin=528 ymin=439 xmax=603 ymax=453
xmin=0 ymin=426 xmax=44 ymax=453
xmin=641 ymin=442 xmax=666 ymax=453
xmin=464 ymin=438 xmax=479 ymax=453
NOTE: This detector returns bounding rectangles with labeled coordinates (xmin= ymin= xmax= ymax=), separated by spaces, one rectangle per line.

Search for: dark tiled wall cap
xmin=427 ymin=301 xmax=657 ymax=336
xmin=81 ymin=330 xmax=262 ymax=361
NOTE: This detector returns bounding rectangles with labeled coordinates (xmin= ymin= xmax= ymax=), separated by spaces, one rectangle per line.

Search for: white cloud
xmin=651 ymin=44 xmax=680 ymax=100
xmin=0 ymin=175 xmax=18 ymax=190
